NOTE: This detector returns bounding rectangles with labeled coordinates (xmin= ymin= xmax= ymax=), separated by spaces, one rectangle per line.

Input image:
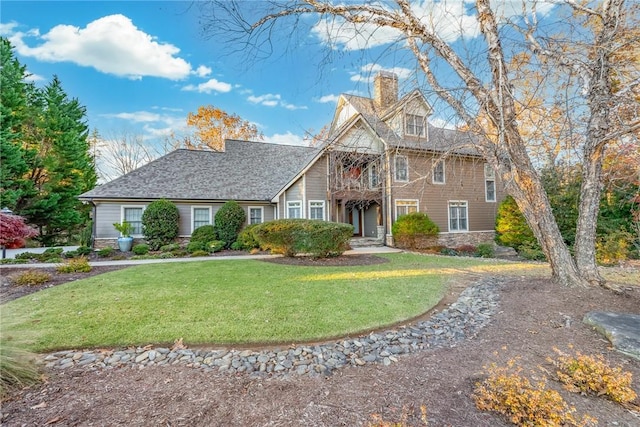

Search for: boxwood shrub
xmin=392 ymin=212 xmax=439 ymax=249
xmin=233 ymin=224 xmax=261 ymax=251
xmin=214 ymin=201 xmax=246 ymax=248
xmin=142 ymin=199 xmax=180 ymax=250
xmin=253 ymin=219 xmax=353 ymax=258
xmin=190 ymin=225 xmax=217 ymax=244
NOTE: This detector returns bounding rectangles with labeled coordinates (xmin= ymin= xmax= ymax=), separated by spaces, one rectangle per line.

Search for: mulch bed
xmin=1 ymin=256 xmax=639 ymax=426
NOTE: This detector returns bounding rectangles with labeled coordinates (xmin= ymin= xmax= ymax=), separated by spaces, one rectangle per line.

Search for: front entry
xmin=348 ymin=207 xmax=361 ymax=236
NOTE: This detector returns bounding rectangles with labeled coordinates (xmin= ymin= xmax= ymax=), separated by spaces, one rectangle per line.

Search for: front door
xmin=348 ymin=207 xmax=361 ymax=236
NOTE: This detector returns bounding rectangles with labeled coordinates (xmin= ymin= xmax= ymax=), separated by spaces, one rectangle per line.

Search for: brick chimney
xmin=373 ymin=71 xmax=398 ymax=109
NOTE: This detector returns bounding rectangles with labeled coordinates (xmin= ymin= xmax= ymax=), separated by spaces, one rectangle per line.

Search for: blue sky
xmin=1 ymin=1 xmax=555 ymax=153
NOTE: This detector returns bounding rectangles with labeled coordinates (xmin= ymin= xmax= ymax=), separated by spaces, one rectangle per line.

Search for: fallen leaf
xmin=30 ymin=402 xmax=48 ymax=410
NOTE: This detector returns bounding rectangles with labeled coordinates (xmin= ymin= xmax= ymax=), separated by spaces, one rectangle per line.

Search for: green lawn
xmin=2 ymin=253 xmax=530 ymax=352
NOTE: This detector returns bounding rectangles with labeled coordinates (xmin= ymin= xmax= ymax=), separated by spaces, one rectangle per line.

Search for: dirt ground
xmin=1 ymin=256 xmax=639 ymax=426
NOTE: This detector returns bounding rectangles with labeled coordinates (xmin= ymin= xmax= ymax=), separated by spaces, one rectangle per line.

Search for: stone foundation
xmin=391 ymin=231 xmax=496 ymax=250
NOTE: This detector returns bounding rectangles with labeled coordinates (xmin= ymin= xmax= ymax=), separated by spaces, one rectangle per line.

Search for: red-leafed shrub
xmin=0 ymin=213 xmax=37 ymax=248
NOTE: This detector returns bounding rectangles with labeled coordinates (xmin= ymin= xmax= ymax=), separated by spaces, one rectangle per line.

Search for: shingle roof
xmin=79 ymin=140 xmax=320 ymax=201
xmin=338 ymin=94 xmax=479 ymax=156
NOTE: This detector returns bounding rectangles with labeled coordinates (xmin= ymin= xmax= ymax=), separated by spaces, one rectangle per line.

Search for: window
xmin=406 ymin=114 xmax=426 ymax=137
xmin=449 ymin=201 xmax=468 ymax=232
xmin=287 ymin=201 xmax=302 ymax=218
xmin=122 ymin=206 xmax=144 ymax=235
xmin=368 ymin=163 xmax=379 ymax=188
xmin=394 ymin=155 xmax=408 ymax=182
xmin=484 ymin=164 xmax=496 ymax=202
xmin=249 ymin=207 xmax=264 ymax=224
xmin=395 ymin=199 xmax=418 ymax=219
xmin=432 ymin=159 xmax=445 ymax=184
xmin=192 ymin=207 xmax=212 ymax=231
xmin=309 ymin=201 xmax=325 ymax=220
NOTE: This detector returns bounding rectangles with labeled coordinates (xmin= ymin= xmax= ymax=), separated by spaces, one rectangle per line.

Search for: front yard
xmin=2 ymin=253 xmax=530 ymax=352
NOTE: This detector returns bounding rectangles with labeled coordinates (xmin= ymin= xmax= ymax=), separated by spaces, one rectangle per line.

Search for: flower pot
xmin=117 ymin=236 xmax=134 ymax=252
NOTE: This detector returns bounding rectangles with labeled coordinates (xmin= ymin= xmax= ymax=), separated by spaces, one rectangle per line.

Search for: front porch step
xmin=349 ymin=237 xmax=384 ymax=248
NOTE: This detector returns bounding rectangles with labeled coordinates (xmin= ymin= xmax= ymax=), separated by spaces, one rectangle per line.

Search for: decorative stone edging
xmin=42 ymin=277 xmax=503 ymax=378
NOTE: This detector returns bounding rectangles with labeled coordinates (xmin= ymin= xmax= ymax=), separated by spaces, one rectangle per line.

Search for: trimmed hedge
xmin=253 ymin=219 xmax=353 ymax=258
xmin=391 ymin=212 xmax=439 ymax=249
xmin=233 ymin=224 xmax=261 ymax=251
xmin=190 ymin=225 xmax=217 ymax=244
xmin=214 ymin=201 xmax=246 ymax=248
xmin=142 ymin=199 xmax=180 ymax=250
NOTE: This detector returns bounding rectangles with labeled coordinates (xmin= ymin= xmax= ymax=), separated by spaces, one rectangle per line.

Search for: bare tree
xmin=90 ymin=130 xmax=163 ymax=182
xmin=202 ymin=0 xmax=639 ymax=287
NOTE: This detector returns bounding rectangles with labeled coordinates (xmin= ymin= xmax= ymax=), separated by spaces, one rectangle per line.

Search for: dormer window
xmin=406 ymin=114 xmax=426 ymax=137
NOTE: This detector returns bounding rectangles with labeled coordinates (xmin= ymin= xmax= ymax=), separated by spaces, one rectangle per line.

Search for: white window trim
xmin=484 ymin=164 xmax=496 ymax=202
xmin=432 ymin=159 xmax=445 ymax=184
xmin=248 ymin=206 xmax=264 ymax=225
xmin=394 ymin=155 xmax=408 ymax=182
xmin=448 ymin=200 xmax=469 ymax=233
xmin=120 ymin=205 xmax=145 ymax=237
xmin=406 ymin=113 xmax=426 ymax=137
xmin=287 ymin=200 xmax=302 ymax=219
xmin=191 ymin=206 xmax=212 ymax=233
xmin=308 ymin=200 xmax=326 ymax=221
xmin=394 ymin=199 xmax=419 ymax=220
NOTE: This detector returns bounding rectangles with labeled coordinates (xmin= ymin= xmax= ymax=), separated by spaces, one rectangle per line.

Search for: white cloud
xmin=104 ymin=111 xmax=162 ymax=123
xmin=6 ymin=14 xmax=194 ymax=80
xmin=350 ymin=64 xmax=413 ymax=84
xmin=248 ymin=93 xmax=281 ymax=107
xmin=264 ymin=131 xmax=307 ymax=146
xmin=247 ymin=93 xmax=307 ymax=110
xmin=0 ymin=22 xmax=19 ymax=36
xmin=182 ymin=78 xmax=232 ymax=94
xmin=24 ymin=72 xmax=45 ymax=82
xmin=316 ymin=94 xmax=340 ymax=104
xmin=194 ymin=65 xmax=212 ymax=78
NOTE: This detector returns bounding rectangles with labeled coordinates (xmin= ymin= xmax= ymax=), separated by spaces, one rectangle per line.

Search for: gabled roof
xmin=79 ymin=140 xmax=320 ymax=201
xmin=334 ymin=92 xmax=479 ymax=157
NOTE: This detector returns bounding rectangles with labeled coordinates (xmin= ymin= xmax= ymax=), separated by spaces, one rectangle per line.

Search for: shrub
xmin=190 ymin=250 xmax=209 ymax=257
xmin=596 ymin=231 xmax=631 ymax=265
xmin=0 ymin=341 xmax=41 ymax=399
xmin=97 ymin=247 xmax=114 ymax=257
xmin=234 ymin=224 xmax=261 ymax=251
xmin=158 ymin=252 xmax=174 ymax=259
xmin=171 ymin=249 xmax=188 ymax=258
xmin=476 ymin=243 xmax=495 ymax=258
xmin=63 ymin=250 xmax=78 ymax=259
xmin=392 ymin=212 xmax=439 ymax=249
xmin=79 ymin=221 xmax=93 ymax=247
xmin=160 ymin=243 xmax=181 ymax=252
xmin=207 ymin=240 xmax=225 ymax=253
xmin=495 ymin=195 xmax=537 ymax=251
xmin=132 ymin=243 xmax=150 ymax=255
xmin=214 ymin=201 xmax=246 ymax=248
xmin=11 ymin=270 xmax=52 ymax=286
xmin=56 ymin=257 xmax=91 ymax=273
xmin=76 ymin=246 xmax=92 ymax=256
xmin=0 ymin=212 xmax=38 ymax=249
xmin=142 ymin=199 xmax=180 ymax=250
xmin=455 ymin=244 xmax=477 ymax=256
xmin=550 ymin=348 xmax=637 ymax=404
xmin=440 ymin=247 xmax=458 ymax=256
xmin=519 ymin=241 xmax=547 ymax=261
xmin=190 ymin=225 xmax=217 ymax=244
xmin=474 ymin=359 xmax=595 ymax=427
xmin=15 ymin=251 xmax=41 ymax=260
xmin=186 ymin=241 xmax=207 ymax=253
xmin=253 ymin=219 xmax=353 ymax=258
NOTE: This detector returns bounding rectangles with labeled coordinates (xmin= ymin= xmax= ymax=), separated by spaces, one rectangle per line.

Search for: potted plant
xmin=113 ymin=220 xmax=134 ymax=252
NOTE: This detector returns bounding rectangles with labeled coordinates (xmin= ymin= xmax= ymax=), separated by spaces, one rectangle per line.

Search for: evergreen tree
xmin=0 ymin=37 xmax=33 ymax=209
xmin=19 ymin=76 xmax=97 ymax=245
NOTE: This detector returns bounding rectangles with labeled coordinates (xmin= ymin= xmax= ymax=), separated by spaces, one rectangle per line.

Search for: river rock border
xmin=42 ymin=277 xmax=503 ymax=378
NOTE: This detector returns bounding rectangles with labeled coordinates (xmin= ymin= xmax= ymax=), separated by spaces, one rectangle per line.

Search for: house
xmin=80 ymin=72 xmax=503 ymax=249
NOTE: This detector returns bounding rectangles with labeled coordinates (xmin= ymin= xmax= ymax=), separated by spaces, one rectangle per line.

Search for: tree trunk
xmin=505 ymin=162 xmax=590 ymax=288
xmin=574 ymin=144 xmax=606 ymax=284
